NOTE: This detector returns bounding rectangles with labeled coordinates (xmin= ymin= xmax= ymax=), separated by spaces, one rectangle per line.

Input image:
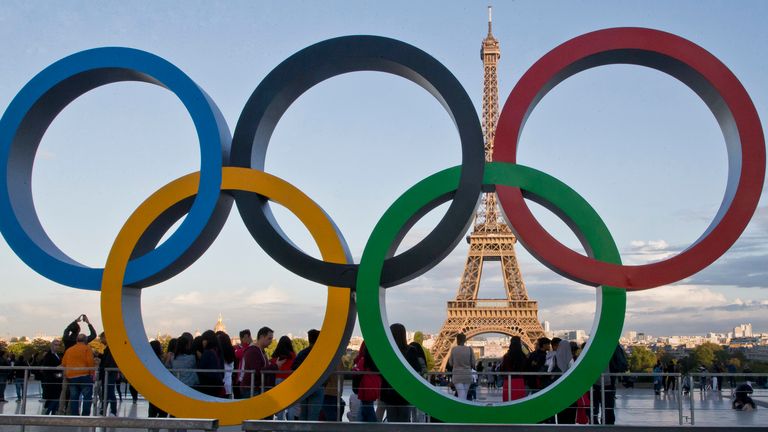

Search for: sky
xmin=0 ymin=1 xmax=766 ymax=342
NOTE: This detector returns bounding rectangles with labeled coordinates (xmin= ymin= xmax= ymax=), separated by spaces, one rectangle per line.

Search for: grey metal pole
xmin=21 ymin=368 xmax=29 ymax=415
xmin=677 ymin=374 xmax=683 ymax=425
xmin=589 ymin=383 xmax=594 ymax=424
xmin=260 ymin=371 xmax=265 ymax=397
xmin=336 ymin=372 xmax=342 ymax=421
xmin=689 ymin=374 xmax=695 ymax=426
xmin=250 ymin=372 xmax=255 ymax=398
xmin=103 ymin=369 xmax=109 ymax=416
xmin=600 ymin=374 xmax=606 ymax=425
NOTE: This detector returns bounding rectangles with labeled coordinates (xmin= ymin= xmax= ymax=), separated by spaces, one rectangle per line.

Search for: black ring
xmin=230 ymin=36 xmax=484 ymax=288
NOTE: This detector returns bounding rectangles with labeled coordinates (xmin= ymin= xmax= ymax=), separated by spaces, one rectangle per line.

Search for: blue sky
xmin=0 ymin=1 xmax=766 ymax=340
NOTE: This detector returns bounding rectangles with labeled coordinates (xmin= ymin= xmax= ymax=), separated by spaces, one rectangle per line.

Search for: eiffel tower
xmin=431 ymin=7 xmax=546 ymax=370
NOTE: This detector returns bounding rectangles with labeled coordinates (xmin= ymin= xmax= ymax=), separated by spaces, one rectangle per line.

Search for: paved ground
xmin=1 ymin=380 xmax=765 ymax=428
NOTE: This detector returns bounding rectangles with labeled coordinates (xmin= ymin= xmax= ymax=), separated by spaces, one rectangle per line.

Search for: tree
xmin=628 ymin=346 xmax=656 ymax=372
xmin=30 ymin=338 xmax=52 ymax=357
xmin=264 ymin=339 xmax=278 ymax=357
xmin=292 ymin=338 xmax=309 ymax=354
xmin=657 ymin=348 xmax=673 ymax=364
xmin=155 ymin=334 xmax=174 ymax=354
xmin=691 ymin=342 xmax=723 ymax=367
xmin=8 ymin=342 xmax=27 ymax=359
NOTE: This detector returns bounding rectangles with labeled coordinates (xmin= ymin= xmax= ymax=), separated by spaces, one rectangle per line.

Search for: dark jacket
xmin=40 ymin=350 xmax=63 ymax=400
xmin=197 ymin=349 xmax=224 ymax=396
xmin=98 ymin=346 xmax=118 ymax=381
xmin=524 ymin=349 xmax=548 ymax=389
xmin=62 ymin=320 xmax=97 ymax=350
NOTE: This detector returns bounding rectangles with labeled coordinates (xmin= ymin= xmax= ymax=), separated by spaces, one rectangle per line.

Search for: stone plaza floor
xmin=1 ymin=381 xmax=765 ymax=428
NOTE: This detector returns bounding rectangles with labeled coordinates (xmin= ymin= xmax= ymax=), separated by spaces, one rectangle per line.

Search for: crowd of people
xmin=0 ymin=315 xmax=760 ymax=421
xmin=443 ymin=335 xmax=628 ymax=424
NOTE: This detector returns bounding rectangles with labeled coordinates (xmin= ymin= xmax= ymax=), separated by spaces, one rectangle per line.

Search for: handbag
xmin=357 ymin=372 xmax=381 ymax=402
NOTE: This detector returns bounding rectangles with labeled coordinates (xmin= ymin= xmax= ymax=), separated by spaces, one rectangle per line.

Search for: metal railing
xmin=1 ymin=365 xmax=764 ymax=427
xmin=242 ymin=421 xmax=767 ymax=432
xmin=0 ymin=414 xmax=218 ymax=430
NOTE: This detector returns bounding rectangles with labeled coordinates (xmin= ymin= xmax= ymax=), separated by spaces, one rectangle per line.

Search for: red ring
xmin=494 ymin=27 xmax=765 ymax=290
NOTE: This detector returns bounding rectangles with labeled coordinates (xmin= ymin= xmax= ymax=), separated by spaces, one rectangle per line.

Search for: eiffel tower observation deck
xmin=431 ymin=6 xmax=546 ymax=371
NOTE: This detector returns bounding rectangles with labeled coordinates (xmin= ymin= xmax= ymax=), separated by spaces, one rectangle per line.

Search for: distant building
xmin=214 ymin=313 xmax=226 ymax=333
xmin=734 ymin=323 xmax=753 ymax=338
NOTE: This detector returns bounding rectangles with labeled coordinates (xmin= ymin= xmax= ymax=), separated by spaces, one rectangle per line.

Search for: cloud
xmin=170 ymin=291 xmax=205 ymax=306
xmin=244 ymin=286 xmax=290 ymax=305
xmin=623 ymin=239 xmax=676 ymax=264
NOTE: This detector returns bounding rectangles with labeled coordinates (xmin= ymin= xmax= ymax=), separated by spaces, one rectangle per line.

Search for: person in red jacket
xmin=239 ymin=327 xmax=284 ymax=398
xmin=270 ymin=336 xmax=296 ymax=419
xmin=233 ymin=329 xmax=251 ymax=399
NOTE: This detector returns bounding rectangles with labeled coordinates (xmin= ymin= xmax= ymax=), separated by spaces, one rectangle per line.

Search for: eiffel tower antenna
xmin=430 ymin=7 xmax=546 ymax=370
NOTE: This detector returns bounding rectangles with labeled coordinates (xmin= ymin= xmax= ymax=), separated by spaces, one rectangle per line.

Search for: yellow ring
xmin=101 ymin=167 xmax=353 ymax=425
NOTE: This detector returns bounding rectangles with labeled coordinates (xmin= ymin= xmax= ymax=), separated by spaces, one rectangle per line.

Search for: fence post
xmin=600 ymin=374 xmax=606 ymax=425
xmin=677 ymin=374 xmax=683 ymax=425
xmin=250 ymin=371 xmax=255 ymax=398
xmin=589 ymin=383 xmax=594 ymax=424
xmin=260 ymin=371 xmax=265 ymax=397
xmin=689 ymin=374 xmax=696 ymax=426
xmin=336 ymin=372 xmax=342 ymax=421
xmin=21 ymin=368 xmax=29 ymax=415
xmin=103 ymin=369 xmax=109 ymax=416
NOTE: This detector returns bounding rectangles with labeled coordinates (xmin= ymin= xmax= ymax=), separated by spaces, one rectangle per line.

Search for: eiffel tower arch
xmin=431 ymin=8 xmax=545 ymax=371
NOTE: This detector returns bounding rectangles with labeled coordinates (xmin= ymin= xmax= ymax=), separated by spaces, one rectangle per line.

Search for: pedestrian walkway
xmin=2 ymin=380 xmax=764 ymax=427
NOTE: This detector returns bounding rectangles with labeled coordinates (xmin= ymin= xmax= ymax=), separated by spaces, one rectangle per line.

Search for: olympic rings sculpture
xmin=0 ymin=28 xmax=764 ymax=425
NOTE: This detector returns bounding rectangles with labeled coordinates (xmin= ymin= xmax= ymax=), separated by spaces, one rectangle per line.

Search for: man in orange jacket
xmin=61 ymin=333 xmax=95 ymax=416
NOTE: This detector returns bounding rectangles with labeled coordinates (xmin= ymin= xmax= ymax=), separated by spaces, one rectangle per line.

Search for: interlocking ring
xmin=230 ymin=35 xmax=485 ymax=289
xmin=0 ymin=47 xmax=232 ymax=290
xmin=0 ymin=29 xmax=763 ymax=426
xmin=357 ymin=162 xmax=626 ymax=423
xmin=494 ymin=28 xmax=766 ymax=290
xmin=101 ymin=167 xmax=355 ymax=425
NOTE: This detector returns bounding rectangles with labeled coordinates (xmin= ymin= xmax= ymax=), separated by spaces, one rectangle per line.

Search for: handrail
xmin=242 ymin=421 xmax=768 ymax=432
xmin=0 ymin=414 xmax=218 ymax=430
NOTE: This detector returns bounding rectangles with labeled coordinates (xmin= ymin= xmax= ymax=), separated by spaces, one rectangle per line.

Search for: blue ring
xmin=0 ymin=47 xmax=230 ymax=290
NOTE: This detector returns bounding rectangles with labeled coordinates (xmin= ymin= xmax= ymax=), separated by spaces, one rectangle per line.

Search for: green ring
xmin=357 ymin=161 xmax=626 ymax=423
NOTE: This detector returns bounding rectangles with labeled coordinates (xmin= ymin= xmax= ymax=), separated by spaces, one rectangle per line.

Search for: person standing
xmin=240 ymin=327 xmax=284 ymax=399
xmin=0 ymin=350 xmax=9 ymax=403
xmin=216 ymin=332 xmax=236 ymax=399
xmin=353 ymin=341 xmax=380 ymax=422
xmin=552 ymin=342 xmax=576 ymax=424
xmin=500 ymin=336 xmax=526 ymax=401
xmin=593 ymin=344 xmax=627 ymax=425
xmin=198 ymin=330 xmax=225 ymax=397
xmin=233 ymin=329 xmax=252 ymax=399
xmin=292 ymin=329 xmax=323 ymax=420
xmin=447 ymin=333 xmax=475 ymax=401
xmin=653 ymin=360 xmax=663 ymax=395
xmin=60 ymin=334 xmax=95 ymax=416
xmin=62 ymin=315 xmax=97 ymax=349
xmin=270 ymin=335 xmax=296 ymax=419
xmin=97 ymin=333 xmax=118 ymax=416
xmin=380 ymin=323 xmax=411 ymax=422
xmin=40 ymin=340 xmax=63 ymax=414
xmin=171 ymin=333 xmax=198 ymax=389
xmin=525 ymin=337 xmax=551 ymax=393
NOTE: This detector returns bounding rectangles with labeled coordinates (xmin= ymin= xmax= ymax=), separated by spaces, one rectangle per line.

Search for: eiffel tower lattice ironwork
xmin=431 ymin=7 xmax=546 ymax=371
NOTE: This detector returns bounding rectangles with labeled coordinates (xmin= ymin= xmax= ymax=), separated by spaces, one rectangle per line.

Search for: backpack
xmin=609 ymin=345 xmax=628 ymax=373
